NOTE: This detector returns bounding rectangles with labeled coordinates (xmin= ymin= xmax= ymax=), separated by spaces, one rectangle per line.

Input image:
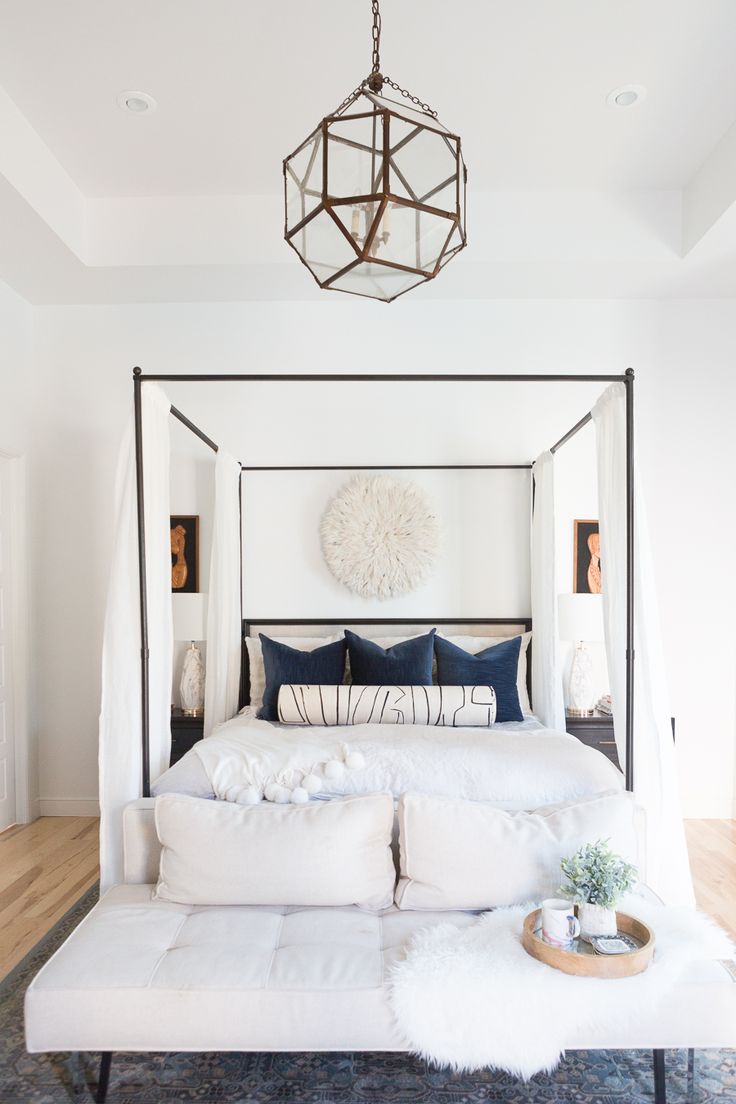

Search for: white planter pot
xmin=579 ymin=902 xmax=618 ymax=937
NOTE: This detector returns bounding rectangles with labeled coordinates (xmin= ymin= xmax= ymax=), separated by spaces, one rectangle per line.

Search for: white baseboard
xmin=25 ymin=796 xmax=41 ymax=822
xmin=39 ymin=798 xmax=100 ymax=817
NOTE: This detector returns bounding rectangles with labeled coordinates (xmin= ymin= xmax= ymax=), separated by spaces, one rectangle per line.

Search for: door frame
xmin=0 ymin=450 xmax=32 ymax=824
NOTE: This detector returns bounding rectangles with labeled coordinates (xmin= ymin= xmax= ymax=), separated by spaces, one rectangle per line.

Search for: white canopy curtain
xmin=204 ymin=452 xmax=242 ymax=736
xmin=99 ymin=383 xmax=172 ymax=890
xmin=593 ymin=383 xmax=694 ymax=906
xmin=531 ymin=451 xmax=565 ymax=730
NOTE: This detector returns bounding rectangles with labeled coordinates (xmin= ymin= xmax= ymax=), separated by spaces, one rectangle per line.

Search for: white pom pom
xmin=263 ymin=782 xmax=280 ymax=802
xmin=302 ymin=773 xmax=322 ymax=795
xmin=290 ymin=787 xmax=309 ymax=804
xmin=324 ymin=759 xmax=345 ymax=779
xmin=225 ymin=786 xmax=243 ymax=803
xmin=237 ymin=786 xmax=261 ymax=805
xmin=345 ymin=752 xmax=365 ymax=771
xmin=273 ymin=785 xmax=292 ymax=804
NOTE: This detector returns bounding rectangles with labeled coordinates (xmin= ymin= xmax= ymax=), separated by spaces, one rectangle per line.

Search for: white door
xmin=0 ymin=459 xmax=16 ymax=830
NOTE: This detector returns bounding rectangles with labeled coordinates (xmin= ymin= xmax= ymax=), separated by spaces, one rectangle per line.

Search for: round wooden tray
xmin=521 ymin=909 xmax=655 ymax=978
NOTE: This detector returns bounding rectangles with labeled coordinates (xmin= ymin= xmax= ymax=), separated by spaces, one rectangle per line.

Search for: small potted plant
xmin=559 ymin=839 xmax=638 ymax=937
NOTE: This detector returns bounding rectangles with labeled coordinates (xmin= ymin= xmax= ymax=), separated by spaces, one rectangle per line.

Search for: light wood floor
xmin=684 ymin=819 xmax=736 ymax=939
xmin=0 ymin=817 xmax=733 ymax=982
xmin=0 ymin=816 xmax=99 ymax=980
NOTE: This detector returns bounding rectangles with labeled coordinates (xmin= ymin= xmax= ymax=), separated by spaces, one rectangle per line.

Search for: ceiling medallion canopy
xmin=283 ymin=0 xmax=467 ymax=303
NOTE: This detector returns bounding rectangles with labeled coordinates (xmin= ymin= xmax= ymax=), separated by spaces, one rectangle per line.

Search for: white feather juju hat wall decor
xmin=320 ymin=475 xmax=440 ymax=600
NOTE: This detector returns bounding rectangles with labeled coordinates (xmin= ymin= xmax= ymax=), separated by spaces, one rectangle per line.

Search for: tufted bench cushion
xmin=25 ymin=885 xmax=477 ymax=1052
xmin=25 ymin=884 xmax=736 ymax=1056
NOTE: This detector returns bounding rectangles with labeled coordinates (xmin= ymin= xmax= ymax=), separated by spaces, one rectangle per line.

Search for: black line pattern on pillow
xmin=277 ymin=684 xmax=497 ymax=727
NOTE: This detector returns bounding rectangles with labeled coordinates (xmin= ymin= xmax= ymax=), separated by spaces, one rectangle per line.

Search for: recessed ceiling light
xmin=117 ymin=90 xmax=157 ymax=114
xmin=606 ymin=84 xmax=647 ymax=108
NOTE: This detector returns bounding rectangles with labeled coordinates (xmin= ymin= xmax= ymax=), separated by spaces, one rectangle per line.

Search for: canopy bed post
xmin=132 ymin=367 xmax=151 ymax=799
xmin=238 ymin=469 xmax=244 ymax=705
xmin=624 ymin=367 xmax=635 ymax=792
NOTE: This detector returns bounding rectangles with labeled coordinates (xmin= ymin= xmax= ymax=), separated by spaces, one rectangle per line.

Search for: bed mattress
xmin=153 ymin=709 xmax=623 ymax=810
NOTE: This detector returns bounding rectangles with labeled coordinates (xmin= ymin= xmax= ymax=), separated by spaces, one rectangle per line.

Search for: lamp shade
xmin=558 ymin=593 xmax=604 ymax=643
xmin=172 ymin=593 xmax=207 ymax=642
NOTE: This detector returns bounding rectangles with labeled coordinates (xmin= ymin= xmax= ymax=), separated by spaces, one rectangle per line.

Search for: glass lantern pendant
xmin=283 ymin=0 xmax=467 ymax=303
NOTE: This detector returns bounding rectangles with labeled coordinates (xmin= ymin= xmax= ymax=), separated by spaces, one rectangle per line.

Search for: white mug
xmin=541 ymin=898 xmax=581 ymax=948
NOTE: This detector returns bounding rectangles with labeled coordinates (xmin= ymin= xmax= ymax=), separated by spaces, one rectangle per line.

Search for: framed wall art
xmin=170 ymin=515 xmax=199 ymax=593
xmin=573 ymin=519 xmax=601 ymax=594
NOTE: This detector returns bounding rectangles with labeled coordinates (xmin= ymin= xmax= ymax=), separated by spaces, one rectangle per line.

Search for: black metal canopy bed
xmin=131 ymin=366 xmax=636 ymax=803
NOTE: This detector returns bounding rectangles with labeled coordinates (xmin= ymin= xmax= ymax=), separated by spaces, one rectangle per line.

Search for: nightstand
xmin=564 ymin=710 xmax=620 ymax=770
xmin=170 ymin=708 xmax=204 ymax=766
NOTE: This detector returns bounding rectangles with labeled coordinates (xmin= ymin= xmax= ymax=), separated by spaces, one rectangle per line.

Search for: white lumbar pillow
xmin=395 ymin=790 xmax=641 ymax=910
xmin=154 ymin=791 xmax=395 ymax=910
xmin=277 ymin=684 xmax=497 ymax=727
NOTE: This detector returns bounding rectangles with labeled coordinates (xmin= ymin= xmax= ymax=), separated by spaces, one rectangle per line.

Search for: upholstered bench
xmin=24 ymin=801 xmax=736 ymax=1102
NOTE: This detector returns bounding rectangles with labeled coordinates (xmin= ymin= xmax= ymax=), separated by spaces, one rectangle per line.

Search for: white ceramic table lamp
xmin=558 ymin=593 xmax=604 ymax=716
xmin=173 ymin=593 xmax=207 ymax=716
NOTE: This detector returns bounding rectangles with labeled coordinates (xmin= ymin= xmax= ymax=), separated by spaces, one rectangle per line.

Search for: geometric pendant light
xmin=283 ymin=0 xmax=467 ymax=302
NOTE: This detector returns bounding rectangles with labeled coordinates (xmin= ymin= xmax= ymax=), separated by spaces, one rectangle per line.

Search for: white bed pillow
xmin=437 ymin=631 xmax=532 ymax=715
xmin=154 ymin=792 xmax=395 ymax=909
xmin=245 ymin=634 xmax=343 ymax=711
xmin=395 ymin=789 xmax=640 ymax=910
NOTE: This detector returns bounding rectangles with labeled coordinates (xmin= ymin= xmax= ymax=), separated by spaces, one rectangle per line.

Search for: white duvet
xmin=154 ymin=707 xmax=623 ymax=810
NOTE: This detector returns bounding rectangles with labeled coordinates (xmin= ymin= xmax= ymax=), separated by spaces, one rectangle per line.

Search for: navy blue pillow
xmin=345 ymin=628 xmax=436 ymax=686
xmin=434 ymin=635 xmax=523 ymax=723
xmin=259 ymin=634 xmax=347 ymax=721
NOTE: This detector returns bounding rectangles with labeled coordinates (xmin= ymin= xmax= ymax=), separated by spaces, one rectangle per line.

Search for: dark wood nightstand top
xmin=171 ymin=707 xmax=204 ymax=723
xmin=565 ymin=710 xmax=613 ymax=726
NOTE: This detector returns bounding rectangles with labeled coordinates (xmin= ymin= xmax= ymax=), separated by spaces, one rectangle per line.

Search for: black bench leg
xmin=687 ymin=1048 xmax=695 ymax=1101
xmin=96 ymin=1052 xmax=112 ymax=1103
xmin=653 ymin=1049 xmax=666 ymax=1104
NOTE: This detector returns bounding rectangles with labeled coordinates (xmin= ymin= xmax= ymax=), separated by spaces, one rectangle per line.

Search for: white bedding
xmin=153 ymin=708 xmax=623 ymax=810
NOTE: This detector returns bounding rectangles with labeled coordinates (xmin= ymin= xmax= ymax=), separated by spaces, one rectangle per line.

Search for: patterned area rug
xmin=2 ymin=887 xmax=735 ymax=1103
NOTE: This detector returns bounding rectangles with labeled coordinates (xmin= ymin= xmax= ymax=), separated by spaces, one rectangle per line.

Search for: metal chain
xmin=371 ymin=0 xmax=381 ymax=74
xmin=380 ymin=75 xmax=438 ymax=118
xmin=330 ymin=1 xmax=438 ymax=120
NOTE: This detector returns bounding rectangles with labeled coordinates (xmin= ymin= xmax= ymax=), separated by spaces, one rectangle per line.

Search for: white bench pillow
xmin=277 ymin=684 xmax=497 ymax=726
xmin=395 ymin=790 xmax=641 ymax=910
xmin=154 ymin=792 xmax=395 ymax=910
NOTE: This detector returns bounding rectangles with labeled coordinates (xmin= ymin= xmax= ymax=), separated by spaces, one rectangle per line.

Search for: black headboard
xmin=239 ymin=617 xmax=533 ymax=711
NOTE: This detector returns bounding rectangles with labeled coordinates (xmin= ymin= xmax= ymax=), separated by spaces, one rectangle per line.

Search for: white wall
xmin=554 ymin=429 xmax=609 ymax=707
xmin=242 ymin=468 xmax=531 ymax=620
xmin=29 ymin=298 xmax=736 ymax=817
xmin=0 ymin=278 xmax=38 ymax=819
xmin=169 ymin=431 xmax=214 ymax=707
xmin=0 ymin=280 xmax=32 ymax=450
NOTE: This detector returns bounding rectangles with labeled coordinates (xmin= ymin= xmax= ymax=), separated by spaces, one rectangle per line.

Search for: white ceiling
xmin=2 ymin=0 xmax=736 ymax=302
xmin=2 ymin=0 xmax=736 ymax=195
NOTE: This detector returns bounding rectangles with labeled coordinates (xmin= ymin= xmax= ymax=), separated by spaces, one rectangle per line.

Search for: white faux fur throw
xmin=388 ymin=895 xmax=733 ymax=1080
